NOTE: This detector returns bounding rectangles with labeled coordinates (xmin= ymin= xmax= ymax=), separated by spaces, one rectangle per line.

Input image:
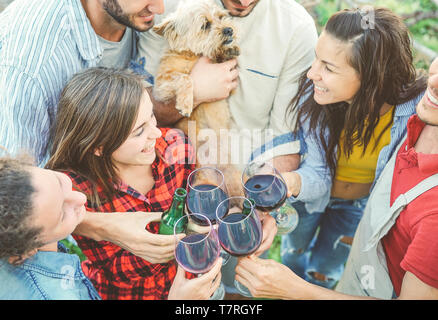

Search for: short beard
xmin=220 ymin=0 xmax=260 ymax=18
xmin=103 ymin=0 xmax=139 ymax=31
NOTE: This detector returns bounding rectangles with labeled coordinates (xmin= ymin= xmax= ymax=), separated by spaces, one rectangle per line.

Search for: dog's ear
xmin=153 ymin=20 xmax=171 ymax=37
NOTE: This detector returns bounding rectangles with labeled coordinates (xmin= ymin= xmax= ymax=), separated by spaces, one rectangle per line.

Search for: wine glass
xmin=174 ymin=213 xmax=225 ymax=300
xmin=187 ymin=166 xmax=230 ymax=263
xmin=242 ymin=161 xmax=299 ymax=235
xmin=216 ymin=196 xmax=263 ymax=297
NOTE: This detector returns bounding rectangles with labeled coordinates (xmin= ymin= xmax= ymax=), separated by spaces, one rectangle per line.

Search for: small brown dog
xmin=153 ymin=0 xmax=243 ymax=196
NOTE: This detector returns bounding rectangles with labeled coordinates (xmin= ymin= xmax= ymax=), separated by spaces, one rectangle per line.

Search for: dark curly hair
xmin=0 ymin=156 xmax=43 ymax=265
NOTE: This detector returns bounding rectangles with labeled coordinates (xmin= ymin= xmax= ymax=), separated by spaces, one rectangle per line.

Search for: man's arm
xmin=148 ymin=87 xmax=184 ymax=127
xmin=269 ymin=154 xmax=300 ymax=173
xmin=398 ymin=272 xmax=438 ymax=300
xmin=236 ymin=233 xmax=438 ymax=300
xmin=235 ymin=256 xmax=377 ymax=300
xmin=74 ymin=211 xmax=182 ymax=263
xmin=0 ymin=67 xmax=49 ymax=165
xmin=151 ymin=57 xmax=239 ymax=127
xmin=313 ymin=270 xmax=435 ymax=300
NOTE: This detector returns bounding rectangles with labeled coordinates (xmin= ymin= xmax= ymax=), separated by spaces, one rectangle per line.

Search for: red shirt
xmin=67 ymin=128 xmax=195 ymax=300
xmin=382 ymin=115 xmax=438 ymax=297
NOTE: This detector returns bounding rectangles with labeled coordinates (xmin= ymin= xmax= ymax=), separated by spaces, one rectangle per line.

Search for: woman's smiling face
xmin=111 ymin=91 xmax=162 ymax=169
xmin=307 ymin=31 xmax=361 ymax=105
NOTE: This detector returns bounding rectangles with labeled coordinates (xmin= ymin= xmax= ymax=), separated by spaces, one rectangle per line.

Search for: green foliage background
xmin=298 ymin=0 xmax=437 ymax=70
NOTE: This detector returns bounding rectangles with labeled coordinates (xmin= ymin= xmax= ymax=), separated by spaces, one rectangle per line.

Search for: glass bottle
xmin=242 ymin=198 xmax=256 ymax=215
xmin=159 ymin=188 xmax=187 ymax=235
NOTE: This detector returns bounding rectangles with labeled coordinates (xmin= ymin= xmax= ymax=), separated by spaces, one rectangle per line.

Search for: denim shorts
xmin=281 ymin=196 xmax=369 ymax=289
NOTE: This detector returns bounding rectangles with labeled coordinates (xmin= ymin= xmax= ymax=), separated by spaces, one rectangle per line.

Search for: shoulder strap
xmin=390 ymin=173 xmax=438 ymax=213
xmin=367 ymin=173 xmax=438 ymax=251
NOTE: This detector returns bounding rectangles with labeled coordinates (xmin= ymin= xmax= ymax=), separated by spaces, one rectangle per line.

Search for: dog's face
xmin=153 ymin=0 xmax=240 ymax=63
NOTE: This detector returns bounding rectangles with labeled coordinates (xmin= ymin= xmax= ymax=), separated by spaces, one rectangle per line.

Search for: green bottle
xmin=159 ymin=188 xmax=187 ymax=235
xmin=243 ymin=198 xmax=256 ymax=215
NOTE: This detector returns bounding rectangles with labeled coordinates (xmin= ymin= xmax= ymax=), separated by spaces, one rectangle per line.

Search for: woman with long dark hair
xmin=279 ymin=7 xmax=427 ymax=288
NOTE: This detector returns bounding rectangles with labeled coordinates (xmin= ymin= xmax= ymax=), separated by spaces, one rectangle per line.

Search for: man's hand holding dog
xmin=152 ymin=56 xmax=239 ymax=127
xmin=191 ymin=56 xmax=239 ymax=106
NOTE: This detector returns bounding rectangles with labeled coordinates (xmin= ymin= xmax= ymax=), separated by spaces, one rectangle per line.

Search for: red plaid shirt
xmin=66 ymin=128 xmax=195 ymax=300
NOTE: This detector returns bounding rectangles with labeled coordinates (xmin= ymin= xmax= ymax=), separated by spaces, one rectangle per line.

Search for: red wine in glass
xmin=217 ymin=212 xmax=263 ymax=257
xmin=187 ymin=167 xmax=229 ymax=225
xmin=187 ymin=184 xmax=229 ymax=225
xmin=242 ymin=161 xmax=299 ymax=235
xmin=216 ymin=197 xmax=263 ymax=297
xmin=174 ymin=213 xmax=225 ymax=299
xmin=187 ymin=167 xmax=231 ymax=265
xmin=243 ymin=174 xmax=287 ymax=212
xmin=175 ymin=232 xmax=220 ymax=274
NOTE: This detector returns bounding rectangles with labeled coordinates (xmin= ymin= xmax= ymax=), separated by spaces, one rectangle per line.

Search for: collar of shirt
xmin=18 ymin=242 xmax=83 ymax=276
xmin=66 ymin=0 xmax=102 ymax=62
xmin=400 ymin=115 xmax=438 ymax=175
xmin=115 ymin=180 xmax=151 ymax=204
xmin=394 ymin=93 xmax=425 ymax=118
xmin=114 ymin=161 xmax=161 ymax=205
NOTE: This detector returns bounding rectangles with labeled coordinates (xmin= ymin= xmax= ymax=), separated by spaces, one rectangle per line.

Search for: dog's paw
xmin=178 ymin=109 xmax=192 ymax=117
xmin=175 ymin=91 xmax=194 ymax=118
xmin=175 ymin=101 xmax=193 ymax=118
xmin=226 ymin=46 xmax=240 ymax=58
xmin=175 ymin=103 xmax=192 ymax=117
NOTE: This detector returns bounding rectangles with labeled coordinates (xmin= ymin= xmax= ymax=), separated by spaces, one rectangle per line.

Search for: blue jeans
xmin=281 ymin=196 xmax=368 ymax=289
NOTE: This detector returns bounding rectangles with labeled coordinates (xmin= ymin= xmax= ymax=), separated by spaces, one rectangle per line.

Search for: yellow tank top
xmin=335 ymin=106 xmax=394 ymax=184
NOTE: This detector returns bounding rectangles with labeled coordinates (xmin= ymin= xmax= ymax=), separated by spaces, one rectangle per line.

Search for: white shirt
xmin=137 ymin=0 xmax=317 ymax=166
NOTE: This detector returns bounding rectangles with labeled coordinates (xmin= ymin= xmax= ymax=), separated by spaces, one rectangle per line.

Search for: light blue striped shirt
xmin=0 ymin=0 xmax=102 ymax=166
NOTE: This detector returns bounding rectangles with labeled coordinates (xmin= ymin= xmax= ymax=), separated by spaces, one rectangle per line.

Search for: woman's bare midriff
xmin=330 ymin=179 xmax=372 ymax=200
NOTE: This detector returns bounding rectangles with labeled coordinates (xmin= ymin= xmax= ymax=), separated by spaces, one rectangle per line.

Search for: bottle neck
xmin=242 ymin=198 xmax=255 ymax=215
xmin=159 ymin=188 xmax=187 ymax=235
xmin=166 ymin=188 xmax=187 ymax=216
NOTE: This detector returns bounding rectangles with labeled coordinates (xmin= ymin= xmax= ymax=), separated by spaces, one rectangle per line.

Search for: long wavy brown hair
xmin=46 ymin=67 xmax=148 ymax=211
xmin=288 ymin=7 xmax=427 ymax=177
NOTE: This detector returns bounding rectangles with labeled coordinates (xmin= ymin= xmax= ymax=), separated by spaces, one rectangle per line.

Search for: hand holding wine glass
xmin=242 ymin=161 xmax=299 ymax=235
xmin=168 ymin=256 xmax=223 ymax=300
xmin=187 ymin=166 xmax=230 ymax=264
xmin=216 ymin=196 xmax=263 ymax=297
xmin=281 ymin=171 xmax=302 ymax=198
xmin=173 ymin=213 xmax=225 ymax=300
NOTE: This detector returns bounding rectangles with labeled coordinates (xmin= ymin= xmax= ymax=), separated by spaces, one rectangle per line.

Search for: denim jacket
xmin=252 ymin=92 xmax=424 ymax=214
xmin=0 ymin=243 xmax=100 ymax=300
